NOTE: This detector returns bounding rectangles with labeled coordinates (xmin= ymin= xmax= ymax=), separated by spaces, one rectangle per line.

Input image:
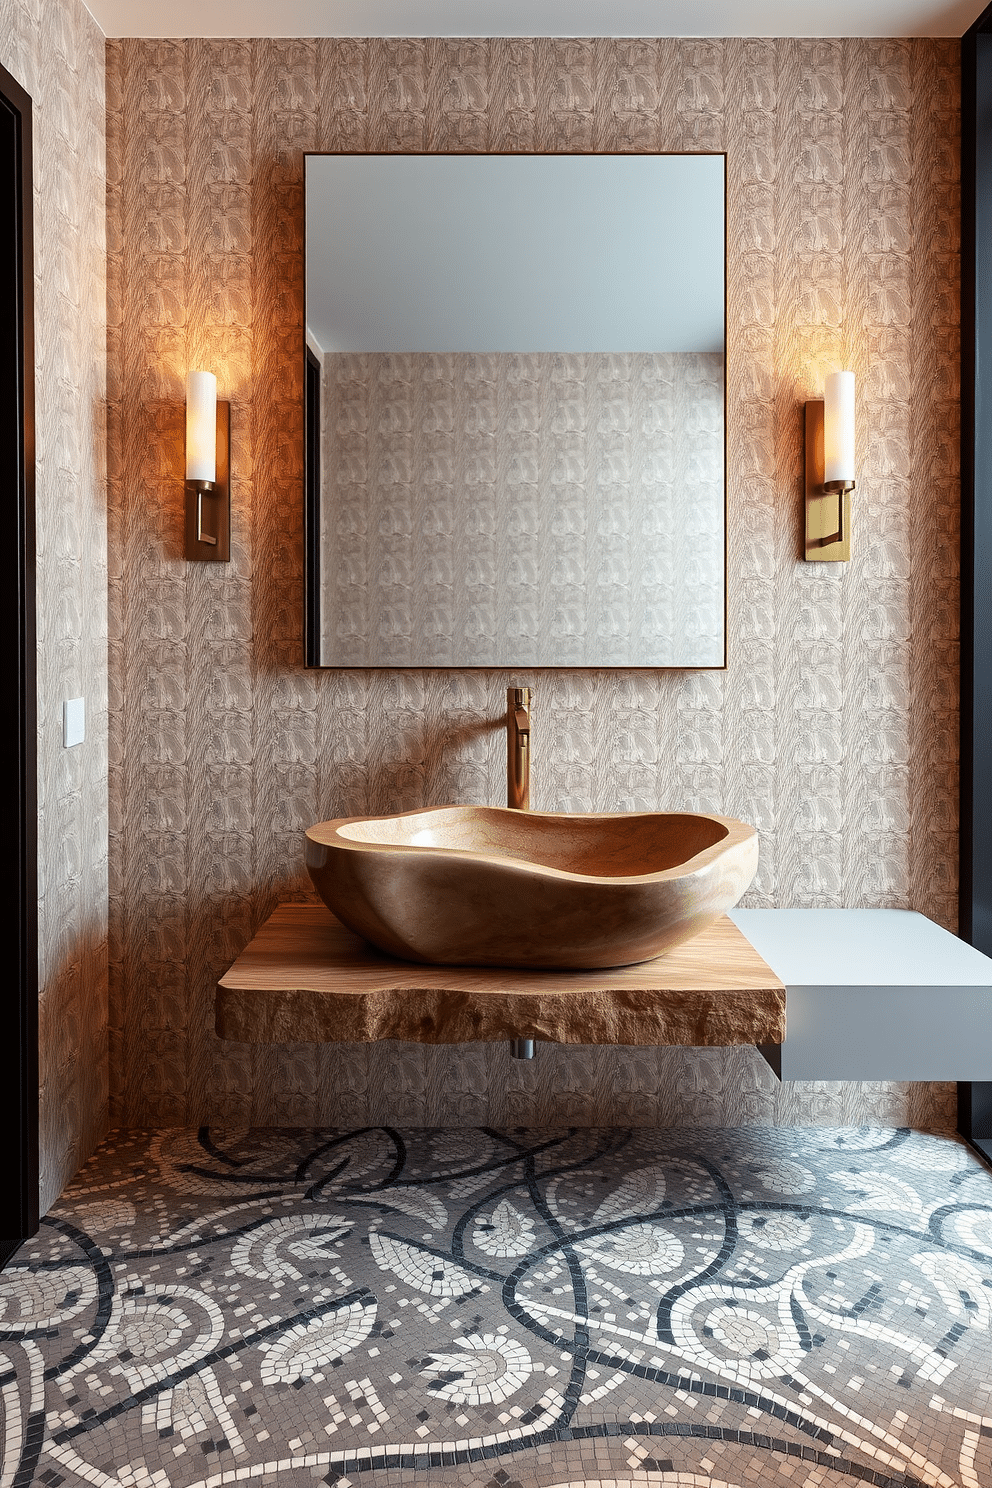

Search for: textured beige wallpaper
xmin=2 ymin=0 xmax=109 ymax=1211
xmin=106 ymin=38 xmax=959 ymax=1133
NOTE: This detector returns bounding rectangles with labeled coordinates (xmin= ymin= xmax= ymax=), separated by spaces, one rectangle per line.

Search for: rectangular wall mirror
xmin=304 ymin=152 xmax=726 ymax=669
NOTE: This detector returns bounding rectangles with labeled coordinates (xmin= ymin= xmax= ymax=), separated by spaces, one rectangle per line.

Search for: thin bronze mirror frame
xmin=303 ymin=150 xmax=729 ymax=672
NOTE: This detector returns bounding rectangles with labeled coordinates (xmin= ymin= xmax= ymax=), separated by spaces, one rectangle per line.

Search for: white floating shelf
xmin=730 ymin=908 xmax=992 ymax=1081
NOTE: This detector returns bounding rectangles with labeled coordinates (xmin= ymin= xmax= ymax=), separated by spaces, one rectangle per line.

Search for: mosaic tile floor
xmin=4 ymin=1126 xmax=992 ymax=1487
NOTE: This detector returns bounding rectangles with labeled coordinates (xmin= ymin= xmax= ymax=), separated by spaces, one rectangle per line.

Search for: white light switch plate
xmin=63 ymin=697 xmax=85 ymax=748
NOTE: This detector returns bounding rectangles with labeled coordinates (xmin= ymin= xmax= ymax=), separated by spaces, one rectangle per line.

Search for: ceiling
xmin=82 ymin=0 xmax=987 ymax=39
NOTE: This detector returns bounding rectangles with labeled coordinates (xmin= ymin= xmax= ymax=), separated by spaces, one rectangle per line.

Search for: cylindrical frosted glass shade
xmin=186 ymin=370 xmax=217 ymax=483
xmin=823 ymin=370 xmax=855 ymax=484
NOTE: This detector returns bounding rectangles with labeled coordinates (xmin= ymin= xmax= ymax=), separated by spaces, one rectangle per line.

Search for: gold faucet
xmin=506 ymin=687 xmax=532 ymax=810
xmin=507 ymin=687 xmax=536 ymax=1058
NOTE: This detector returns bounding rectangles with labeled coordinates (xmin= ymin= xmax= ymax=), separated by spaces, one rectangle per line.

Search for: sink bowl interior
xmin=306 ymin=805 xmax=758 ymax=970
xmin=336 ymin=806 xmax=729 ymax=878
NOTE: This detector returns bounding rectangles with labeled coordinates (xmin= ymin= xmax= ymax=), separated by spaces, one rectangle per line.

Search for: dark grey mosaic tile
xmin=2 ymin=1126 xmax=992 ymax=1487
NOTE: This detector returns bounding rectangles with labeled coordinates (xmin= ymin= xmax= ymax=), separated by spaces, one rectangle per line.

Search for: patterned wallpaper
xmin=106 ymin=37 xmax=960 ymax=1133
xmin=318 ymin=350 xmax=725 ymax=667
xmin=1 ymin=0 xmax=109 ymax=1213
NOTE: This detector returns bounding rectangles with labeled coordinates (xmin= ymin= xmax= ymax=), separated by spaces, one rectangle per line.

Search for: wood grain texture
xmin=105 ymin=36 xmax=960 ymax=1133
xmin=1 ymin=0 xmax=109 ymax=1214
xmin=216 ymin=903 xmax=785 ymax=1048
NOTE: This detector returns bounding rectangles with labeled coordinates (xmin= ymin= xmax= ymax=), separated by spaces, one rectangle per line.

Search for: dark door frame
xmin=0 ymin=58 xmax=38 ymax=1266
xmin=960 ymin=4 xmax=992 ymax=1163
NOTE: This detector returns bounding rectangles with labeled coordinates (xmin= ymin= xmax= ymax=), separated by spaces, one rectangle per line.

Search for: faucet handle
xmin=509 ymin=687 xmax=532 ymax=737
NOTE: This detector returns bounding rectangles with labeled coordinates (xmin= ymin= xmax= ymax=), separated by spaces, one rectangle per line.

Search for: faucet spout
xmin=507 ymin=686 xmax=532 ymax=810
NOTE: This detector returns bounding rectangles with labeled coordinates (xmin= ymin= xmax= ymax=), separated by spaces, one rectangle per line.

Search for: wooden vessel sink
xmin=305 ymin=805 xmax=758 ymax=970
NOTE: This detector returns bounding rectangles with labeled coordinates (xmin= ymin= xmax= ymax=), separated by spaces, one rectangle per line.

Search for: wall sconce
xmin=184 ymin=370 xmax=231 ymax=561
xmin=805 ymin=370 xmax=856 ymax=562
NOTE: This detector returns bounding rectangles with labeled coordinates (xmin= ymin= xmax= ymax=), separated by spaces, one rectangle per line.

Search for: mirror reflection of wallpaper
xmin=319 ymin=351 xmax=724 ymax=667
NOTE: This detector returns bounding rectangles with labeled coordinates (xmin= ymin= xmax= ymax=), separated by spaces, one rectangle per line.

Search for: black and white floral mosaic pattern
xmin=4 ymin=1126 xmax=992 ymax=1487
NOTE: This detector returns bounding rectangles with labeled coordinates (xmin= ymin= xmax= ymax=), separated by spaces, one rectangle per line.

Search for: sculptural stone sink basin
xmin=305 ymin=806 xmax=758 ymax=970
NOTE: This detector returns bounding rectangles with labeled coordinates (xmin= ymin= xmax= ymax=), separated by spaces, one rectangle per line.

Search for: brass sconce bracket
xmin=184 ymin=400 xmax=231 ymax=561
xmin=804 ymin=399 xmax=852 ymax=562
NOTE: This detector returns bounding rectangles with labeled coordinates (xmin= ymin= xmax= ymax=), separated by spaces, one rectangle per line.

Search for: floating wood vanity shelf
xmin=216 ymin=903 xmax=786 ymax=1050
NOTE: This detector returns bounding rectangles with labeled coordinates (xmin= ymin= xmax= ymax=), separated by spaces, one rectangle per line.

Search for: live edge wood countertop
xmin=216 ymin=903 xmax=785 ymax=1049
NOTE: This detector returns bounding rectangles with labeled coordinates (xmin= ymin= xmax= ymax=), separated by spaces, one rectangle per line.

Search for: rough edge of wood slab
xmin=216 ymin=904 xmax=785 ymax=1048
